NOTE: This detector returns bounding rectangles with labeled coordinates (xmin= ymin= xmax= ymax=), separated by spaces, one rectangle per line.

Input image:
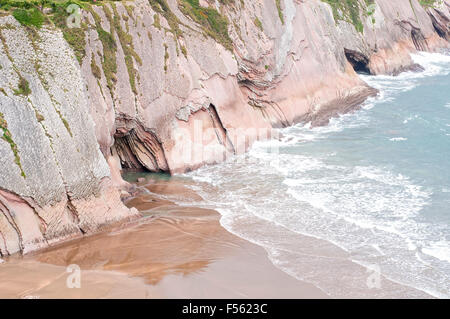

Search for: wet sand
xmin=0 ymin=177 xmax=327 ymax=299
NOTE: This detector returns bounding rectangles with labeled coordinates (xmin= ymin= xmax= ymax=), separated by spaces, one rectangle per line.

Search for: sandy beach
xmin=0 ymin=177 xmax=327 ymax=299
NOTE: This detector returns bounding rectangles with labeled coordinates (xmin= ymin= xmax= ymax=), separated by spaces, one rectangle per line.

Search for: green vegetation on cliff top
xmin=12 ymin=6 xmax=45 ymax=28
xmin=0 ymin=1 xmax=89 ymax=63
xmin=1 ymin=0 xmax=234 ymax=55
xmin=0 ymin=0 xmax=234 ymax=99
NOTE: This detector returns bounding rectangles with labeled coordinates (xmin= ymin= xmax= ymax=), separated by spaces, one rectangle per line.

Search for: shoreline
xmin=0 ymin=178 xmax=327 ymax=299
xmin=121 ymin=175 xmax=436 ymax=298
xmin=3 ymin=57 xmax=446 ymax=297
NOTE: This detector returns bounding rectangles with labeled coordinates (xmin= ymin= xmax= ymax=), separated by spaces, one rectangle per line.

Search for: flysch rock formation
xmin=1 ymin=0 xmax=449 ymax=255
xmin=0 ymin=15 xmax=139 ymax=256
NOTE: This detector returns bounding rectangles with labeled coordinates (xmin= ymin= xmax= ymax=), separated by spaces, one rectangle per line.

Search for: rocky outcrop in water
xmin=0 ymin=0 xmax=449 ymax=255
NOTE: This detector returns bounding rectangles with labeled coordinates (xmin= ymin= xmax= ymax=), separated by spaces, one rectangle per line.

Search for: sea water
xmin=180 ymin=52 xmax=450 ymax=298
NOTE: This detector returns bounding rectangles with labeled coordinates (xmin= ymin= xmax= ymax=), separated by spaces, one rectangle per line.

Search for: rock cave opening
xmin=344 ymin=48 xmax=371 ymax=74
xmin=112 ymin=126 xmax=169 ymax=174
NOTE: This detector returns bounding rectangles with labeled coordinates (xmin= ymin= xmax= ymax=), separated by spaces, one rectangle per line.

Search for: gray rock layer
xmin=1 ymin=0 xmax=449 ymax=254
xmin=0 ymin=16 xmax=138 ymax=256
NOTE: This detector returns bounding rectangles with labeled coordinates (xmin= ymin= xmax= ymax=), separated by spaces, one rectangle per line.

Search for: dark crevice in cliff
xmin=207 ymin=104 xmax=236 ymax=155
xmin=396 ymin=20 xmax=429 ymax=51
xmin=114 ymin=120 xmax=169 ymax=173
xmin=66 ymin=200 xmax=85 ymax=235
xmin=55 ymin=180 xmax=85 ymax=237
xmin=269 ymin=103 xmax=291 ymax=128
xmin=344 ymin=48 xmax=371 ymax=74
xmin=0 ymin=230 xmax=9 ymax=257
xmin=428 ymin=9 xmax=450 ymax=41
xmin=411 ymin=27 xmax=428 ymax=51
xmin=0 ymin=194 xmax=24 ymax=254
xmin=0 ymin=226 xmax=10 ymax=256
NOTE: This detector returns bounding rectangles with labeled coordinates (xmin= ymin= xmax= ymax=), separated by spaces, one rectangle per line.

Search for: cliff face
xmin=0 ymin=15 xmax=139 ymax=256
xmin=82 ymin=0 xmax=449 ymax=174
xmin=1 ymin=0 xmax=449 ymax=255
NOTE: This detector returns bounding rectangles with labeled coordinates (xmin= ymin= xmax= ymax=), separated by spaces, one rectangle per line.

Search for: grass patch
xmin=124 ymin=4 xmax=135 ymax=20
xmin=86 ymin=5 xmax=118 ymax=93
xmin=13 ymin=76 xmax=31 ymax=96
xmin=419 ymin=0 xmax=440 ymax=8
xmin=163 ymin=42 xmax=168 ymax=72
xmin=178 ymin=0 xmax=232 ymax=50
xmin=97 ymin=28 xmax=117 ymax=90
xmin=108 ymin=3 xmax=142 ymax=95
xmin=0 ymin=111 xmax=25 ymax=178
xmin=149 ymin=0 xmax=182 ymax=38
xmin=49 ymin=3 xmax=88 ymax=64
xmin=60 ymin=115 xmax=71 ymax=135
xmin=254 ymin=16 xmax=262 ymax=31
xmin=90 ymin=52 xmax=101 ymax=79
xmin=1 ymin=1 xmax=88 ymax=63
xmin=62 ymin=27 xmax=87 ymax=63
xmin=321 ymin=0 xmax=374 ymax=33
xmin=153 ymin=13 xmax=161 ymax=29
xmin=12 ymin=7 xmax=45 ymax=28
xmin=275 ymin=0 xmax=284 ymax=25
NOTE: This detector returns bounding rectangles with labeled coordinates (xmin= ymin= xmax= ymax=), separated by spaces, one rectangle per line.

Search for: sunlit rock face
xmin=1 ymin=0 xmax=449 ymax=254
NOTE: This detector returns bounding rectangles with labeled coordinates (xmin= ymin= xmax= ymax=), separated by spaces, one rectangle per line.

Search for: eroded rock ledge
xmin=1 ymin=0 xmax=449 ymax=254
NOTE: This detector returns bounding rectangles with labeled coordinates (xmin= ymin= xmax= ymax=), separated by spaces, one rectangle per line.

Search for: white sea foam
xmin=422 ymin=242 xmax=450 ymax=263
xmin=184 ymin=144 xmax=447 ymax=296
xmin=360 ymin=52 xmax=450 ymax=100
xmin=271 ymin=110 xmax=371 ymax=146
xmin=190 ymin=173 xmax=215 ymax=185
xmin=412 ymin=52 xmax=450 ymax=76
xmin=180 ymin=52 xmax=450 ymax=298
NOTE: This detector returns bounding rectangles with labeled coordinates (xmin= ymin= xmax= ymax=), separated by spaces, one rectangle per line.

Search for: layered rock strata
xmin=1 ymin=0 xmax=449 ymax=254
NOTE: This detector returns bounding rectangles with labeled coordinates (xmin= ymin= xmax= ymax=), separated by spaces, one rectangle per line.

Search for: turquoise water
xmin=179 ymin=52 xmax=450 ymax=298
